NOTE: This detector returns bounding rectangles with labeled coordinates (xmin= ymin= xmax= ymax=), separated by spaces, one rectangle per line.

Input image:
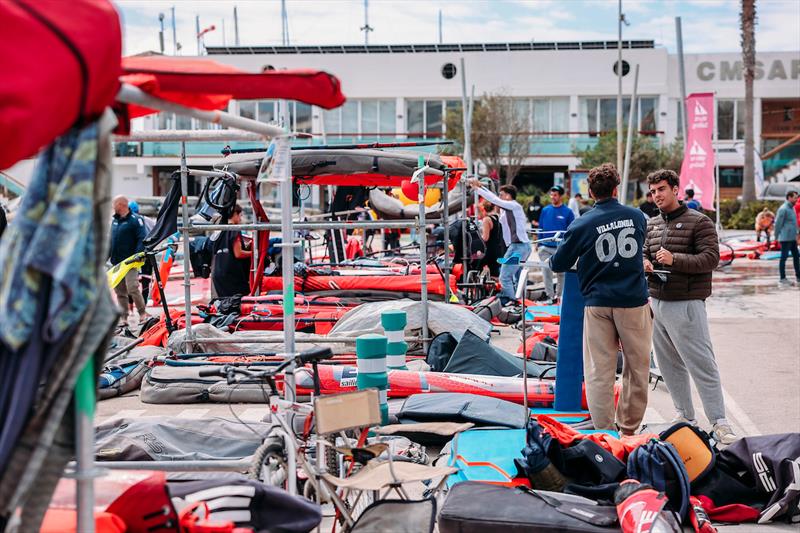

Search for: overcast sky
xmin=117 ymin=0 xmax=800 ymax=57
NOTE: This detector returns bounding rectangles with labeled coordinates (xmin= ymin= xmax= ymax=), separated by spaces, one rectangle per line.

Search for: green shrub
xmin=715 ymin=199 xmax=783 ymax=229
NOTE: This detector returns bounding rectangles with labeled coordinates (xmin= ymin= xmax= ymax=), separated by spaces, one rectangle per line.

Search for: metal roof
xmin=206 ymin=40 xmax=655 ymax=55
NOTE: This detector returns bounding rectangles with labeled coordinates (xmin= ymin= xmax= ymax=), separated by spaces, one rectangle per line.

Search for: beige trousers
xmin=113 ymin=268 xmax=146 ymax=321
xmin=583 ymin=304 xmax=653 ymax=435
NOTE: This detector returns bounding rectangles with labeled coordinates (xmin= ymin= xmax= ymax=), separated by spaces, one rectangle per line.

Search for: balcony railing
xmin=113 ymin=131 xmax=664 ymax=159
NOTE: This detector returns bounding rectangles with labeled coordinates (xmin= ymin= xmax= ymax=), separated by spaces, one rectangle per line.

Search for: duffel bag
xmin=140 ymin=365 xmax=269 ymax=404
xmin=439 ymin=481 xmax=620 ymax=533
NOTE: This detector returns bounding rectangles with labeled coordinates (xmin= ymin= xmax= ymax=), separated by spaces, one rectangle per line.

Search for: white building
xmin=111 ymin=41 xmax=799 ymax=200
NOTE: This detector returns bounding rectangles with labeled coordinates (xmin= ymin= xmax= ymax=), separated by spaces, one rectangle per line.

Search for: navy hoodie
xmin=549 ymin=198 xmax=648 ymax=308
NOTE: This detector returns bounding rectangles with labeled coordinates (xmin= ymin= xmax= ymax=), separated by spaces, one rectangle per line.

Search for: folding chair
xmin=312 ymin=390 xmax=469 ymax=530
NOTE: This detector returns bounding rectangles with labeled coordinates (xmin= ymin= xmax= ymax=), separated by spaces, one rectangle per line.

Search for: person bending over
xmin=644 ymin=169 xmax=737 ymax=444
xmin=548 ymin=163 xmax=652 ymax=435
xmin=754 ymin=207 xmax=775 ymax=248
xmin=212 ymin=204 xmax=253 ymax=298
xmin=469 ymin=179 xmax=531 ymax=305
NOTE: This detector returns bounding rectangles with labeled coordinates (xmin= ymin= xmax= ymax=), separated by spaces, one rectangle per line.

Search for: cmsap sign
xmin=697 ymin=59 xmax=800 ymax=81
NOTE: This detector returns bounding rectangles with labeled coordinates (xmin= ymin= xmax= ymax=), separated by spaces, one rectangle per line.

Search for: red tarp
xmin=0 ymin=0 xmax=122 ymax=169
xmin=120 ymin=56 xmax=346 ymax=119
xmin=1 ymin=2 xmax=347 ymax=170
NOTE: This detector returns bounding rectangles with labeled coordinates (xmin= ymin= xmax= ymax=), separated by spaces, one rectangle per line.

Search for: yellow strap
xmin=107 ymin=253 xmax=146 ymax=288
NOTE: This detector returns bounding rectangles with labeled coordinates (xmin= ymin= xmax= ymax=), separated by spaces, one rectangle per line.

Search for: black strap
xmin=517 ymin=487 xmax=618 ymax=527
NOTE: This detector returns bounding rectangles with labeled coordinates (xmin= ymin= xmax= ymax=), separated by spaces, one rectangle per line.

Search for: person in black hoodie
xmin=212 ymin=204 xmax=253 ymax=298
xmin=548 ymin=163 xmax=652 ymax=435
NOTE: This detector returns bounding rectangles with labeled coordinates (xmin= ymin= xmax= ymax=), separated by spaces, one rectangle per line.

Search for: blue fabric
xmin=778 ymin=240 xmax=800 ymax=280
xmin=686 ymin=199 xmax=701 ymax=211
xmin=499 ymin=242 xmax=531 ymax=304
xmin=538 ymin=204 xmax=575 ymax=247
xmin=554 ymin=272 xmax=585 ymax=411
xmin=549 ymin=198 xmax=648 ymax=308
xmin=0 ymin=122 xmax=100 ymax=351
xmin=110 ymin=211 xmax=146 ymax=264
xmin=775 ymin=200 xmax=799 ymax=243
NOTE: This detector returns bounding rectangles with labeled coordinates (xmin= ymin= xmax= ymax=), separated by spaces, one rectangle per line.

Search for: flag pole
xmin=713 ymin=92 xmax=721 ymax=234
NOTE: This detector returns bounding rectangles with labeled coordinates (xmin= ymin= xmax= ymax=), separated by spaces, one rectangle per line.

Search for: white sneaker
xmin=670 ymin=414 xmax=698 ymax=426
xmin=712 ymin=423 xmax=738 ymax=445
xmin=778 ymin=278 xmax=794 ymax=287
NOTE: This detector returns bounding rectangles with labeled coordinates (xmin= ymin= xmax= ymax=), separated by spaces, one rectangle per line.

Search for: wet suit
xmin=212 ymin=231 xmax=251 ymax=298
xmin=481 ymin=213 xmax=505 ymax=277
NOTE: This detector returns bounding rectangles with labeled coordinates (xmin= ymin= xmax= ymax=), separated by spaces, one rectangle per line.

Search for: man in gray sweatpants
xmin=643 ymin=169 xmax=737 ymax=445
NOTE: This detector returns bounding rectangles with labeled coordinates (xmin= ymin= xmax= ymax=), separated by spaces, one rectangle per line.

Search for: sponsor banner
xmin=680 ymin=93 xmax=716 ymax=209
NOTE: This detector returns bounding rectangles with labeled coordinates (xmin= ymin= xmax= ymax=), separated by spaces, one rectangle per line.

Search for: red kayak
xmin=237 ymin=299 xmax=353 ymax=333
xmin=295 ymin=365 xmax=591 ymax=408
xmin=261 ymin=273 xmax=457 ymax=297
xmin=719 ymin=239 xmax=778 ymax=262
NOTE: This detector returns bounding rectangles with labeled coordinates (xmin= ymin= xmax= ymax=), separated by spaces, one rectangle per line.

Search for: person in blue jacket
xmin=684 ymin=188 xmax=701 ymax=210
xmin=547 ymin=163 xmax=653 ymax=435
xmin=537 ymin=185 xmax=575 ymax=302
xmin=110 ymin=195 xmax=148 ymax=327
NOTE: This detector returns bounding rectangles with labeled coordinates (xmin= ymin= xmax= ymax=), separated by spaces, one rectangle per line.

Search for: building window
xmin=407 ymin=99 xmax=469 ymax=137
xmin=257 ymin=101 xmax=277 ymax=124
xmin=425 ymin=101 xmax=443 ymax=136
xmin=295 ymin=103 xmax=312 ymax=133
xmin=525 ymin=97 xmax=570 ymax=136
xmin=581 ymin=97 xmax=659 ymax=134
xmin=341 ymin=101 xmax=359 ymax=134
xmin=717 ymin=100 xmax=745 ymax=141
xmin=361 ymin=100 xmax=379 ymax=134
xmin=175 ymin=114 xmax=192 ymax=130
xmin=380 ymin=100 xmax=396 ymax=134
xmin=239 ymin=101 xmax=257 ymax=121
xmin=719 ymin=167 xmax=743 ymax=188
xmin=157 ymin=112 xmax=174 ymax=130
xmin=237 ymin=100 xmax=311 ymax=133
xmin=323 ymin=99 xmax=397 ymax=137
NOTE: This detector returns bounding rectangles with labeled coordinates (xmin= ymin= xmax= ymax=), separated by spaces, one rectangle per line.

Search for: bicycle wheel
xmin=248 ymin=439 xmax=288 ymax=488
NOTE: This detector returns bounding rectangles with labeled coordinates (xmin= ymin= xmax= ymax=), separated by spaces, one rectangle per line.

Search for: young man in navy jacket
xmin=548 ymin=164 xmax=652 ymax=435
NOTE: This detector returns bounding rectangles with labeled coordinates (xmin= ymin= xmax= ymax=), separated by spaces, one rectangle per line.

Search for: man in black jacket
xmin=110 ymin=195 xmax=148 ymax=327
xmin=549 ymin=164 xmax=652 ymax=435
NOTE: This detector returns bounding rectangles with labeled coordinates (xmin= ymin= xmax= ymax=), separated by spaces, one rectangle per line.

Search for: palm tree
xmin=740 ymin=0 xmax=757 ymax=202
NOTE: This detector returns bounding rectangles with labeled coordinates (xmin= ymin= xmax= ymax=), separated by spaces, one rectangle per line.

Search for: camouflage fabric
xmin=0 ymin=122 xmax=99 ymax=351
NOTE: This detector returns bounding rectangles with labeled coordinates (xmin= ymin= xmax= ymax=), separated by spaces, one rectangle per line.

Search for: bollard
xmin=381 ymin=310 xmax=408 ymax=370
xmin=356 ymin=333 xmax=389 ymax=424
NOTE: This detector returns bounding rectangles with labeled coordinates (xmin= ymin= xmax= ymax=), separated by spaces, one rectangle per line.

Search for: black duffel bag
xmin=439 ymin=481 xmax=620 ymax=533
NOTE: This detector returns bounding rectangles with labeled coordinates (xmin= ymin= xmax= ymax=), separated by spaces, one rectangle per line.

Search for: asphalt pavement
xmin=96 ymin=244 xmax=800 ymax=532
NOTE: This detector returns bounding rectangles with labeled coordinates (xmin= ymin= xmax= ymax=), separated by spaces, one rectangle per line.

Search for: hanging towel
xmin=0 ymin=118 xmax=99 ymax=351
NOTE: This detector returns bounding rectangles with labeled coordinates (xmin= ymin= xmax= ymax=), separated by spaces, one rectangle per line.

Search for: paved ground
xmin=97 ymin=245 xmax=800 ymax=531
